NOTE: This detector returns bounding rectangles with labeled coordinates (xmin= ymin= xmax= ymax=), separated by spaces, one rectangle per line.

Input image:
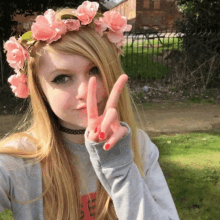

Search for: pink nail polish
xmin=105 ymin=144 xmax=110 ymax=150
xmin=99 ymin=132 xmax=105 ymax=140
xmin=94 ymin=127 xmax=97 ymax=133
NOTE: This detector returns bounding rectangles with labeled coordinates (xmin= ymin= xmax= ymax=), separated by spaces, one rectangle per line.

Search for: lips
xmin=78 ymin=107 xmax=86 ymax=111
xmin=76 ymin=104 xmax=87 ymax=110
xmin=79 ymin=108 xmax=87 ymax=113
xmin=76 ymin=102 xmax=101 ymax=110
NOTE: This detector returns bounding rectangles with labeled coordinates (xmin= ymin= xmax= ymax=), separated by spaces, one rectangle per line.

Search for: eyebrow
xmin=50 ymin=61 xmax=94 ymax=75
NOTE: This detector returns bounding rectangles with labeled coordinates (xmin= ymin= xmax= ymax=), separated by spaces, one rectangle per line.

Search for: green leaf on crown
xmin=21 ymin=31 xmax=33 ymax=42
xmin=90 ymin=22 xmax=95 ymax=29
xmin=61 ymin=14 xmax=77 ymax=20
xmin=94 ymin=12 xmax=104 ymax=19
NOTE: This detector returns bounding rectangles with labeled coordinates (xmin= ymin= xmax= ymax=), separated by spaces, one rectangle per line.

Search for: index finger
xmin=103 ymin=74 xmax=128 ymax=115
xmin=87 ymin=76 xmax=99 ymax=120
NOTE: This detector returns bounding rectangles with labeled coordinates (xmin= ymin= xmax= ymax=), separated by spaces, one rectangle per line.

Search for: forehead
xmin=38 ymin=50 xmax=93 ymax=76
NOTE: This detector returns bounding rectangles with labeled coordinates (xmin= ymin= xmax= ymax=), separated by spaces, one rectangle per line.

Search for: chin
xmin=59 ymin=116 xmax=88 ymax=130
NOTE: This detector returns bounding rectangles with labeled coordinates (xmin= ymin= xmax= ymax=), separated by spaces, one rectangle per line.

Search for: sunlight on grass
xmin=124 ymin=37 xmax=184 ymax=54
xmin=0 ymin=208 xmax=13 ymax=220
xmin=163 ymin=152 xmax=220 ymax=170
xmin=120 ymin=37 xmax=184 ymax=80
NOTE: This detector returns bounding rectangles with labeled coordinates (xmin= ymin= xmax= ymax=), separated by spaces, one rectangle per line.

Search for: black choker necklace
xmin=60 ymin=125 xmax=86 ymax=135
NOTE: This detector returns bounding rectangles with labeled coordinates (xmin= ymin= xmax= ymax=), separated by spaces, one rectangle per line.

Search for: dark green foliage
xmin=175 ymin=0 xmax=220 ymax=88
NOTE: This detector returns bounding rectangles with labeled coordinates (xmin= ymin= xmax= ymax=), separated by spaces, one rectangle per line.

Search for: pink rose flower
xmin=44 ymin=9 xmax=56 ymax=25
xmin=102 ymin=11 xmax=132 ymax=43
xmin=32 ymin=9 xmax=67 ymax=44
xmin=31 ymin=16 xmax=57 ymax=41
xmin=94 ymin=18 xmax=107 ymax=36
xmin=4 ymin=37 xmax=30 ymax=70
xmin=62 ymin=19 xmax=81 ymax=31
xmin=75 ymin=1 xmax=99 ymax=25
xmin=107 ymin=31 xmax=124 ymax=44
xmin=102 ymin=11 xmax=131 ymax=33
xmin=49 ymin=21 xmax=67 ymax=44
xmin=8 ymin=71 xmax=29 ymax=98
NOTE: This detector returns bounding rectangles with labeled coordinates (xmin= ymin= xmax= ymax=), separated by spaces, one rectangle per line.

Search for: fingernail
xmin=99 ymin=132 xmax=105 ymax=140
xmin=105 ymin=144 xmax=111 ymax=151
xmin=94 ymin=127 xmax=97 ymax=133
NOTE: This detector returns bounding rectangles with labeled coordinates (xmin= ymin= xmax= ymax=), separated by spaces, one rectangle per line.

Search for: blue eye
xmin=52 ymin=75 xmax=70 ymax=84
xmin=51 ymin=66 xmax=100 ymax=85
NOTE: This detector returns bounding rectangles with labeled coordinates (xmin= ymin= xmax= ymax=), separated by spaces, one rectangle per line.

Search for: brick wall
xmin=110 ymin=0 xmax=186 ymax=32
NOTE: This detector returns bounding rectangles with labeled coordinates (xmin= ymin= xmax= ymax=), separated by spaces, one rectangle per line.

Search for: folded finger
xmin=87 ymin=117 xmax=102 ymax=142
xmin=103 ymin=126 xmax=129 ymax=151
xmin=99 ymin=108 xmax=120 ymax=141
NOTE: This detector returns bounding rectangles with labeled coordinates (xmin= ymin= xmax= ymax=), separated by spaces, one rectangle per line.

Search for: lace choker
xmin=60 ymin=125 xmax=86 ymax=135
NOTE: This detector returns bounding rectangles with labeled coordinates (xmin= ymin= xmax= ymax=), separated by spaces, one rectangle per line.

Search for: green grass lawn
xmin=1 ymin=131 xmax=220 ymax=220
xmin=0 ymin=209 xmax=13 ymax=220
xmin=154 ymin=131 xmax=220 ymax=220
xmin=121 ymin=37 xmax=184 ymax=80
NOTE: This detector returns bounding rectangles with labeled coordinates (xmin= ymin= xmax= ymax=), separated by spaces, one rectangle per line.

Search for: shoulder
xmin=137 ymin=129 xmax=158 ymax=156
xmin=3 ymin=132 xmax=37 ymax=151
xmin=0 ymin=132 xmax=38 ymax=169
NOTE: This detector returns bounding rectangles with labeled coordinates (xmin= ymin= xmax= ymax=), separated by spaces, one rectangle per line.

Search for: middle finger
xmin=103 ymin=74 xmax=128 ymax=115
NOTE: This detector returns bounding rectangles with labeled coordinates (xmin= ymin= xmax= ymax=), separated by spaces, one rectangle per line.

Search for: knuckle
xmin=111 ymin=108 xmax=117 ymax=114
xmin=107 ymin=108 xmax=116 ymax=115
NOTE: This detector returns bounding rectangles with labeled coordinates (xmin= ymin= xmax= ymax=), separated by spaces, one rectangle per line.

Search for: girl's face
xmin=38 ymin=50 xmax=108 ymax=130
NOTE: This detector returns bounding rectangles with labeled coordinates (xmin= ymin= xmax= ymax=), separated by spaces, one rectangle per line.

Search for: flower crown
xmin=4 ymin=1 xmax=132 ymax=99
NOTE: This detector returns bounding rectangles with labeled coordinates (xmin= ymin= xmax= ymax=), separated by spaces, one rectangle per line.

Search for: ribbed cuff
xmin=84 ymin=121 xmax=134 ymax=168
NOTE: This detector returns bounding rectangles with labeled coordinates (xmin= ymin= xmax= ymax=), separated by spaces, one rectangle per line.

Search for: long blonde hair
xmin=0 ymin=8 xmax=146 ymax=220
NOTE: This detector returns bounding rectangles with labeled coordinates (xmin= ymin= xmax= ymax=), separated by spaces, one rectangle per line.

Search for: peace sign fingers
xmin=86 ymin=74 xmax=129 ymax=144
xmin=103 ymin=74 xmax=128 ymax=116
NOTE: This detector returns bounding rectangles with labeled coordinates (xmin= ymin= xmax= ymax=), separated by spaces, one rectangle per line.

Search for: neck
xmin=60 ymin=125 xmax=86 ymax=144
xmin=60 ymin=125 xmax=86 ymax=134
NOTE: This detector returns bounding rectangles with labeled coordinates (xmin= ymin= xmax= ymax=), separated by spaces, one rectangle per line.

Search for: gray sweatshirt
xmin=0 ymin=121 xmax=180 ymax=220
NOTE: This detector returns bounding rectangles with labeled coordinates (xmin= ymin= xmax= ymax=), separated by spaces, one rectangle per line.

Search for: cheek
xmin=98 ymin=82 xmax=108 ymax=100
xmin=38 ymin=77 xmax=76 ymax=118
xmin=44 ymin=88 xmax=72 ymax=112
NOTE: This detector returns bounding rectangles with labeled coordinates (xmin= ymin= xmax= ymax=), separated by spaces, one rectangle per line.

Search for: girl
xmin=0 ymin=1 xmax=180 ymax=219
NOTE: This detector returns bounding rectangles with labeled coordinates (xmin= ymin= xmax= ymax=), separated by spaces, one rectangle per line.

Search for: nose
xmin=75 ymin=79 xmax=89 ymax=101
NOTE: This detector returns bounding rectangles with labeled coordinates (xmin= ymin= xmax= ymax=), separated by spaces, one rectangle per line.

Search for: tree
xmin=174 ymin=0 xmax=220 ymax=88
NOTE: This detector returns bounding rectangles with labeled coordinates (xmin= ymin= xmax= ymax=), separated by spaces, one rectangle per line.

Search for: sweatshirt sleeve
xmin=84 ymin=121 xmax=180 ymax=220
xmin=0 ymin=155 xmax=12 ymax=212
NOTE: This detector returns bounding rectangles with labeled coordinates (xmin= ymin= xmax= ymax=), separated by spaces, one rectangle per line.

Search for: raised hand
xmin=87 ymin=74 xmax=129 ymax=151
